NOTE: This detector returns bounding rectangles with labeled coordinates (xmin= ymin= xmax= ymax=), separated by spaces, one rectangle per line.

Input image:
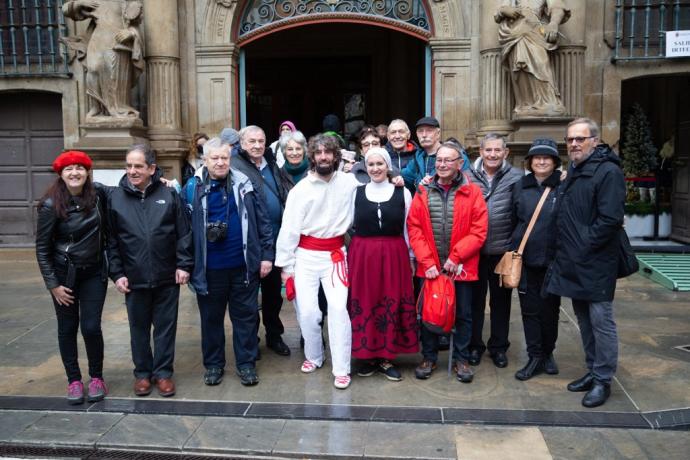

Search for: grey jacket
xmin=469 ymin=159 xmax=523 ymax=255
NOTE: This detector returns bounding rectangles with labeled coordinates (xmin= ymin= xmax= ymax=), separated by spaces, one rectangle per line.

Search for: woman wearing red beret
xmin=35 ymin=151 xmax=109 ymax=404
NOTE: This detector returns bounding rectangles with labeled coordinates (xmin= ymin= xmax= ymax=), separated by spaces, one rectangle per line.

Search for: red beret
xmin=52 ymin=150 xmax=93 ymax=173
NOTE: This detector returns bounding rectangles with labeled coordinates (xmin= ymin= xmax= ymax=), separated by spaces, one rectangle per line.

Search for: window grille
xmin=0 ymin=0 xmax=71 ymax=77
xmin=613 ymin=0 xmax=690 ymax=61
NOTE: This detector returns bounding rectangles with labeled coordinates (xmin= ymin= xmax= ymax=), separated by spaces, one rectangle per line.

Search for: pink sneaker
xmin=300 ymin=360 xmax=321 ymax=373
xmin=87 ymin=378 xmax=108 ymax=402
xmin=67 ymin=381 xmax=84 ymax=405
xmin=334 ymin=375 xmax=351 ymax=389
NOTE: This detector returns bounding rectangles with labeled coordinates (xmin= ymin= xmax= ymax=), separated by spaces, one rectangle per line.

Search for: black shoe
xmin=357 ymin=361 xmax=378 ymax=377
xmin=438 ymin=335 xmax=451 ymax=351
xmin=237 ymin=367 xmax=259 ymax=386
xmin=514 ymin=357 xmax=544 ymax=381
xmin=468 ymin=349 xmax=482 ymax=366
xmin=490 ymin=351 xmax=508 ymax=368
xmin=377 ymin=361 xmax=402 ymax=381
xmin=453 ymin=361 xmax=474 ymax=383
xmin=567 ymin=373 xmax=594 ymax=392
xmin=267 ymin=339 xmax=291 ymax=356
xmin=414 ymin=360 xmax=436 ymax=380
xmin=544 ymin=354 xmax=559 ymax=375
xmin=203 ymin=367 xmax=224 ymax=386
xmin=582 ymin=382 xmax=611 ymax=408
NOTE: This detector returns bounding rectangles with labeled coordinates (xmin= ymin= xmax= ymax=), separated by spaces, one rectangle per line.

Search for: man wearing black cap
xmin=400 ymin=117 xmax=441 ymax=192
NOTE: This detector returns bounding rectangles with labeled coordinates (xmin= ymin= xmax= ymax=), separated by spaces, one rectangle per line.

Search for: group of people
xmin=36 ymin=115 xmax=625 ymax=409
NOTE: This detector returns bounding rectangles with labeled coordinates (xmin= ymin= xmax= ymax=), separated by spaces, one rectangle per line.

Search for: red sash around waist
xmin=298 ymin=235 xmax=348 ymax=287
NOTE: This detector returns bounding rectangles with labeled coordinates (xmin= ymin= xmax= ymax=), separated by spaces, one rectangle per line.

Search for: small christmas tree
xmin=621 ymin=103 xmax=658 ymax=177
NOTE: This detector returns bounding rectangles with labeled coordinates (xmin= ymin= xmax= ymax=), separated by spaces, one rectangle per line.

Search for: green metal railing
xmin=613 ymin=0 xmax=690 ymax=61
xmin=0 ymin=0 xmax=71 ymax=77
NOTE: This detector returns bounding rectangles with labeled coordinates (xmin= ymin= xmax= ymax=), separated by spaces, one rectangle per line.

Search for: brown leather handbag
xmin=495 ymin=186 xmax=552 ymax=288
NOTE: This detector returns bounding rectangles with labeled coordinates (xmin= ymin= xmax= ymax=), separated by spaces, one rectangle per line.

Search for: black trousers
xmin=198 ymin=267 xmax=259 ymax=371
xmin=519 ymin=266 xmax=560 ymax=358
xmin=258 ymin=266 xmax=284 ymax=344
xmin=470 ymin=253 xmax=513 ymax=355
xmin=53 ymin=265 xmax=107 ymax=383
xmin=125 ymin=284 xmax=179 ymax=380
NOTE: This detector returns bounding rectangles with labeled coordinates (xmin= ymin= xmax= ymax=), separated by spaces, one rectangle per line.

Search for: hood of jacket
xmin=572 ymin=144 xmax=620 ymax=174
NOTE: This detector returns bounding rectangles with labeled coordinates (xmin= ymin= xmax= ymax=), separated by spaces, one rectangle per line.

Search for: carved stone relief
xmin=62 ymin=0 xmax=145 ymax=123
xmin=495 ymin=0 xmax=571 ymax=118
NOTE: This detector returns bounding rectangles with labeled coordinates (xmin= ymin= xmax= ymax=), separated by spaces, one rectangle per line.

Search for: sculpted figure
xmin=62 ymin=0 xmax=144 ymax=121
xmin=495 ymin=0 xmax=571 ymax=118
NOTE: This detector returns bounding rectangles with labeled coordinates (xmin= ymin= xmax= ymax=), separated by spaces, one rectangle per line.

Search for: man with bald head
xmin=385 ymin=119 xmax=418 ymax=173
xmin=232 ymin=125 xmax=292 ymax=357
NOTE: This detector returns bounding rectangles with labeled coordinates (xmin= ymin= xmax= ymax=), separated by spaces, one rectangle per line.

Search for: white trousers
xmin=293 ymin=247 xmax=352 ymax=376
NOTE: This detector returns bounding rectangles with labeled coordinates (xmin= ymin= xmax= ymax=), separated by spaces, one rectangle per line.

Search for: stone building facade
xmin=1 ymin=0 xmax=689 ymax=244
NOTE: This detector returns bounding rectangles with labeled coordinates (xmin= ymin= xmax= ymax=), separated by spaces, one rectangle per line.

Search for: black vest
xmin=353 ymin=185 xmax=405 ymax=237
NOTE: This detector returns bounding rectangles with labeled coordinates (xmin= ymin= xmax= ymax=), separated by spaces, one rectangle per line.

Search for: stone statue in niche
xmin=62 ymin=0 xmax=144 ymax=122
xmin=495 ymin=0 xmax=571 ymax=118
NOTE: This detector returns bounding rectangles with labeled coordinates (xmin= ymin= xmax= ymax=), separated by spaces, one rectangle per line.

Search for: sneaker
xmin=453 ymin=361 xmax=474 ymax=383
xmin=377 ymin=361 xmax=402 ymax=381
xmin=300 ymin=360 xmax=321 ymax=373
xmin=414 ymin=360 xmax=436 ymax=380
xmin=356 ymin=361 xmax=378 ymax=377
xmin=334 ymin=375 xmax=351 ymax=389
xmin=67 ymin=381 xmax=84 ymax=405
xmin=237 ymin=367 xmax=259 ymax=386
xmin=87 ymin=378 xmax=108 ymax=402
xmin=203 ymin=368 xmax=224 ymax=386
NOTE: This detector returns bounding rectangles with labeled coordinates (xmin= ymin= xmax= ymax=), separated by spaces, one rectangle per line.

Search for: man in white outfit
xmin=275 ymin=134 xmax=359 ymax=389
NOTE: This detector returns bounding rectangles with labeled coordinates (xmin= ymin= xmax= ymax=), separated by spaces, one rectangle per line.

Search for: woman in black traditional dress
xmin=348 ymin=147 xmax=418 ymax=381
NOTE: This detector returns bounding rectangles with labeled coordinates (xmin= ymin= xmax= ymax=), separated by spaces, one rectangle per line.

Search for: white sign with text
xmin=666 ymin=30 xmax=690 ymax=58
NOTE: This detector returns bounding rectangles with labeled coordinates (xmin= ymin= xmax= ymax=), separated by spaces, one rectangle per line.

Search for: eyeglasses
xmin=564 ymin=136 xmax=595 ymax=144
xmin=435 ymin=157 xmax=460 ymax=165
xmin=361 ymin=141 xmax=380 ymax=148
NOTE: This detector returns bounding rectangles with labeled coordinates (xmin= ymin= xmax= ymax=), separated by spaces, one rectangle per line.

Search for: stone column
xmin=429 ymin=38 xmax=472 ymax=145
xmin=196 ymin=44 xmax=239 ymax=135
xmin=478 ymin=0 xmax=512 ymax=136
xmin=143 ymin=0 xmax=186 ymax=177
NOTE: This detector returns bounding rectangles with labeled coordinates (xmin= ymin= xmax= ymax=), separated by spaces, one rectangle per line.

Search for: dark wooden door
xmin=0 ymin=91 xmax=64 ymax=245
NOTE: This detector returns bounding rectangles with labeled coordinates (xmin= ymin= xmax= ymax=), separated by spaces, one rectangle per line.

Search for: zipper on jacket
xmin=441 ymin=187 xmax=448 ymax=261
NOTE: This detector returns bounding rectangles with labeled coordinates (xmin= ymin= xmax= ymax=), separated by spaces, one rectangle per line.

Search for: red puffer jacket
xmin=407 ymin=177 xmax=488 ymax=281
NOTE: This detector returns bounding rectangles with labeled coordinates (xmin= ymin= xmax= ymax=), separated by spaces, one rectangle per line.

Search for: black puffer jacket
xmin=545 ymin=144 xmax=625 ymax=302
xmin=107 ymin=170 xmax=193 ymax=289
xmin=510 ymin=170 xmax=561 ymax=268
xmin=36 ymin=192 xmax=107 ymax=289
xmin=469 ymin=160 xmax=523 ymax=255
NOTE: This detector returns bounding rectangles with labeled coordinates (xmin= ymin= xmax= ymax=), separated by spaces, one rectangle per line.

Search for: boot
xmin=514 ymin=357 xmax=544 ymax=381
xmin=543 ymin=354 xmax=559 ymax=375
xmin=582 ymin=381 xmax=611 ymax=408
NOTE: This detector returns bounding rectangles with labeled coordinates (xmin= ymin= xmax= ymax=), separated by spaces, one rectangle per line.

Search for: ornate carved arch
xmin=233 ymin=0 xmax=435 ymax=44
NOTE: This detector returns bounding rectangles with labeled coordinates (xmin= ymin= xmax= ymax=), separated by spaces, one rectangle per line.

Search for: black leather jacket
xmin=35 ymin=192 xmax=106 ymax=289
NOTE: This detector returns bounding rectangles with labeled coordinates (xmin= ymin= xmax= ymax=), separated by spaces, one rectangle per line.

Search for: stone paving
xmin=0 ymin=248 xmax=689 ymax=459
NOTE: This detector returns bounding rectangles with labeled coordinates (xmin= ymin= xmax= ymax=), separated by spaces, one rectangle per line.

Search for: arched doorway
xmin=234 ymin=0 xmax=433 ymax=144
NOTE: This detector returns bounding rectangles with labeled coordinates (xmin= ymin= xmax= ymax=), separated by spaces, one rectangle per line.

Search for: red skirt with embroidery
xmin=347 ymin=235 xmax=419 ymax=360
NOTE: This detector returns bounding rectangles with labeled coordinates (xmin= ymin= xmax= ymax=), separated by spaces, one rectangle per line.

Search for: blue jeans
xmin=197 ymin=267 xmax=259 ymax=371
xmin=572 ymin=299 xmax=618 ymax=384
xmin=420 ymin=281 xmax=472 ymax=363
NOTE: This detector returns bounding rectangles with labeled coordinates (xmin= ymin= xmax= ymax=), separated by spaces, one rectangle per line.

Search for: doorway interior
xmin=241 ymin=22 xmax=427 ymax=146
xmin=620 ymin=74 xmax=690 ymax=243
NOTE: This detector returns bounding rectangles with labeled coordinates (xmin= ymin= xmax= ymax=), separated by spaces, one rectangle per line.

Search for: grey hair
xmin=568 ymin=117 xmax=600 ymax=139
xmin=239 ymin=125 xmax=265 ymax=143
xmin=128 ymin=144 xmax=156 ymax=166
xmin=202 ymin=137 xmax=229 ymax=157
xmin=480 ymin=133 xmax=506 ymax=149
xmin=387 ymin=119 xmax=410 ymax=134
xmin=279 ymin=130 xmax=307 ymax=155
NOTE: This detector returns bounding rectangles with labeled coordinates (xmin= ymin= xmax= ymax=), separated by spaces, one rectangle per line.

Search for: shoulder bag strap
xmin=517 ymin=186 xmax=552 ymax=255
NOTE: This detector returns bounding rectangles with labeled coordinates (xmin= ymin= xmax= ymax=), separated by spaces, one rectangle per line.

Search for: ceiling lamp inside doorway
xmin=238 ymin=0 xmax=431 ymax=39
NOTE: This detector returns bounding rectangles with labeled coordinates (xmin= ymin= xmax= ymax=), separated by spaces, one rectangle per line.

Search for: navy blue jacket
xmin=182 ymin=167 xmax=274 ymax=295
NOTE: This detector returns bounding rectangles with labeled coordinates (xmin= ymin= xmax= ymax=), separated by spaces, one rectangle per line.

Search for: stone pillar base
xmin=75 ymin=120 xmax=148 ymax=155
xmin=508 ymin=117 xmax=570 ymax=163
